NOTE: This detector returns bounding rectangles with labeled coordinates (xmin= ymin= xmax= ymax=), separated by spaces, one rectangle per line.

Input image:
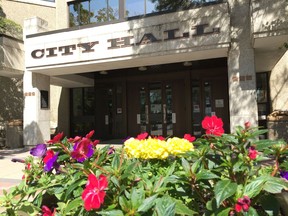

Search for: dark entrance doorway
xmin=127 ymin=79 xmax=187 ymax=137
xmin=190 ymin=71 xmax=230 ymax=136
xmin=71 ymin=58 xmax=230 ymax=140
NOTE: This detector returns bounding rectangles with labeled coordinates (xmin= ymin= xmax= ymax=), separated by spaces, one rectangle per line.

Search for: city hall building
xmin=17 ymin=0 xmax=288 ymax=146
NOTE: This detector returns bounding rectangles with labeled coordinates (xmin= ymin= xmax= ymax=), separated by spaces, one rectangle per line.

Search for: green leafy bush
xmin=0 ymin=17 xmax=22 ymax=40
xmin=0 ymin=116 xmax=287 ymax=215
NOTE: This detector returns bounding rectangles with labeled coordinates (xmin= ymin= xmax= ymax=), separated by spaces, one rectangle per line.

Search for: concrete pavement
xmin=0 ymin=147 xmax=30 ymax=212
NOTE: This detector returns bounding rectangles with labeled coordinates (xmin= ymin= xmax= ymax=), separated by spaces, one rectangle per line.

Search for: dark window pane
xmin=69 ymin=3 xmax=79 ymax=27
xmin=79 ymin=0 xmax=93 ymax=25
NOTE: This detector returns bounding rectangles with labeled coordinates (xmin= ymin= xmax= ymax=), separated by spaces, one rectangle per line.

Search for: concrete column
xmin=23 ymin=17 xmax=50 ymax=147
xmin=227 ymin=0 xmax=258 ymax=131
xmin=23 ymin=72 xmax=50 ymax=146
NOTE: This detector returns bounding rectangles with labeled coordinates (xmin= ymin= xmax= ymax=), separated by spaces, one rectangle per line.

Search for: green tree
xmin=0 ymin=4 xmax=22 ymax=39
xmin=95 ymin=7 xmax=117 ymax=23
xmin=150 ymin=0 xmax=217 ymax=12
xmin=69 ymin=2 xmax=94 ymax=27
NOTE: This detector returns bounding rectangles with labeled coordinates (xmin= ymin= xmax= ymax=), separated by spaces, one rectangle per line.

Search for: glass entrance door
xmin=139 ymin=82 xmax=173 ymax=137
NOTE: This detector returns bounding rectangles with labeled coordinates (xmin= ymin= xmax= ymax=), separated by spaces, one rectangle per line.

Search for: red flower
xmin=68 ymin=136 xmax=82 ymax=143
xmin=47 ymin=132 xmax=63 ymax=144
xmin=154 ymin=136 xmax=165 ymax=141
xmin=235 ymin=196 xmax=251 ymax=212
xmin=201 ymin=116 xmax=224 ymax=136
xmin=22 ymin=163 xmax=31 ymax=180
xmin=93 ymin=139 xmax=100 ymax=146
xmin=43 ymin=150 xmax=55 ymax=163
xmin=82 ymin=174 xmax=108 ymax=211
xmin=248 ymin=146 xmax=258 ymax=160
xmin=86 ymin=130 xmax=95 ymax=139
xmin=184 ymin=134 xmax=196 ymax=142
xmin=244 ymin=121 xmax=251 ymax=129
xmin=42 ymin=205 xmax=56 ymax=216
xmin=136 ymin=132 xmax=148 ymax=140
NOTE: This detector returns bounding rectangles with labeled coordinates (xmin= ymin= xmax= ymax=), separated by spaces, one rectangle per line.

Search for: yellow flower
xmin=124 ymin=136 xmax=194 ymax=160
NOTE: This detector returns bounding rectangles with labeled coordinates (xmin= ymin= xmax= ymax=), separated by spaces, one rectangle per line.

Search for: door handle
xmin=145 ymin=105 xmax=149 ymax=124
xmin=163 ymin=104 xmax=167 ymax=124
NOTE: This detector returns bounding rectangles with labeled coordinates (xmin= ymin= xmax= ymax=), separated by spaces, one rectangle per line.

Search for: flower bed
xmin=0 ymin=116 xmax=288 ymax=215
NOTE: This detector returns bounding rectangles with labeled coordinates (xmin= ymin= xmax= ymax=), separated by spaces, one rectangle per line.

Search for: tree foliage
xmin=150 ymin=0 xmax=219 ymax=12
xmin=0 ymin=4 xmax=22 ymax=39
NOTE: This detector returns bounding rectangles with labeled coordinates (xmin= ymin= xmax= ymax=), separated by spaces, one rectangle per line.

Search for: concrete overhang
xmin=0 ymin=34 xmax=24 ymax=78
xmin=253 ymin=31 xmax=288 ymax=72
xmin=51 ymin=74 xmax=94 ymax=88
xmin=26 ymin=44 xmax=229 ymax=77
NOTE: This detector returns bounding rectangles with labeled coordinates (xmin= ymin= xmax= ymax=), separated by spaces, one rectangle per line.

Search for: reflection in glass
xmin=204 ymin=81 xmax=212 ymax=116
xmin=191 ymin=81 xmax=202 ymax=136
xmin=256 ymin=73 xmax=268 ymax=103
xmin=71 ymin=87 xmax=95 ymax=137
xmin=140 ymin=86 xmax=147 ymax=133
xmin=166 ymin=84 xmax=173 ymax=136
xmin=150 ymin=83 xmax=163 ymax=136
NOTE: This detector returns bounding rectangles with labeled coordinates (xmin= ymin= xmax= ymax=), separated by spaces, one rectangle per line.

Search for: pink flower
xmin=82 ymin=174 xmax=108 ymax=211
xmin=71 ymin=138 xmax=94 ymax=162
xmin=244 ymin=121 xmax=251 ymax=129
xmin=248 ymin=146 xmax=258 ymax=160
xmin=184 ymin=134 xmax=196 ymax=142
xmin=47 ymin=132 xmax=63 ymax=144
xmin=154 ymin=136 xmax=165 ymax=141
xmin=235 ymin=196 xmax=251 ymax=212
xmin=136 ymin=132 xmax=148 ymax=140
xmin=201 ymin=116 xmax=224 ymax=136
xmin=42 ymin=205 xmax=56 ymax=216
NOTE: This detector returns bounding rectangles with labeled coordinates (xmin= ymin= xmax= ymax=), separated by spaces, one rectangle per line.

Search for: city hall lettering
xmin=31 ymin=24 xmax=220 ymax=59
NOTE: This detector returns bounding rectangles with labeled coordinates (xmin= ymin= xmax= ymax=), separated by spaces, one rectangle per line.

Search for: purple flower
xmin=30 ymin=144 xmax=47 ymax=158
xmin=44 ymin=153 xmax=59 ymax=172
xmin=108 ymin=146 xmax=115 ymax=155
xmin=71 ymin=138 xmax=94 ymax=162
xmin=280 ymin=170 xmax=288 ymax=180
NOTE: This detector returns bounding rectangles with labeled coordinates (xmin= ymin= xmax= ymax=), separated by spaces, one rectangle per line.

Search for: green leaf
xmin=64 ymin=179 xmax=86 ymax=200
xmin=217 ymin=208 xmax=232 ymax=216
xmin=98 ymin=210 xmax=124 ymax=216
xmin=137 ymin=194 xmax=157 ymax=213
xmin=65 ymin=197 xmax=82 ymax=213
xmin=191 ymin=159 xmax=202 ymax=174
xmin=131 ymin=188 xmax=144 ymax=209
xmin=119 ymin=196 xmax=130 ymax=211
xmin=214 ymin=180 xmax=237 ymax=207
xmin=181 ymin=158 xmax=191 ymax=174
xmin=110 ymin=176 xmax=120 ymax=188
xmin=112 ymin=154 xmax=120 ymax=170
xmin=254 ymin=139 xmax=285 ymax=151
xmin=263 ymin=177 xmax=288 ymax=194
xmin=174 ymin=198 xmax=198 ymax=215
xmin=154 ymin=198 xmax=175 ymax=216
xmin=244 ymin=206 xmax=259 ymax=216
xmin=195 ymin=170 xmax=219 ymax=181
xmin=243 ymin=178 xmax=265 ymax=198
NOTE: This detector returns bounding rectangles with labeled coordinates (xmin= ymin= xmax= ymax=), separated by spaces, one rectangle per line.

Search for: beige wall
xmin=2 ymin=0 xmax=56 ymax=31
xmin=270 ymin=50 xmax=288 ymax=111
xmin=50 ymin=85 xmax=70 ymax=137
xmin=252 ymin=0 xmax=288 ymax=35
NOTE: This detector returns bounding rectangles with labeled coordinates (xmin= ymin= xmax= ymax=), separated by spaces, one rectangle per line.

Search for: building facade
xmin=3 ymin=0 xmax=288 ymax=146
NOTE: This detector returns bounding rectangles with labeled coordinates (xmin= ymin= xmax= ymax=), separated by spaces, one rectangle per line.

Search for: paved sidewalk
xmin=0 ymin=147 xmax=30 ymax=211
xmin=0 ymin=147 xmax=30 ymax=191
